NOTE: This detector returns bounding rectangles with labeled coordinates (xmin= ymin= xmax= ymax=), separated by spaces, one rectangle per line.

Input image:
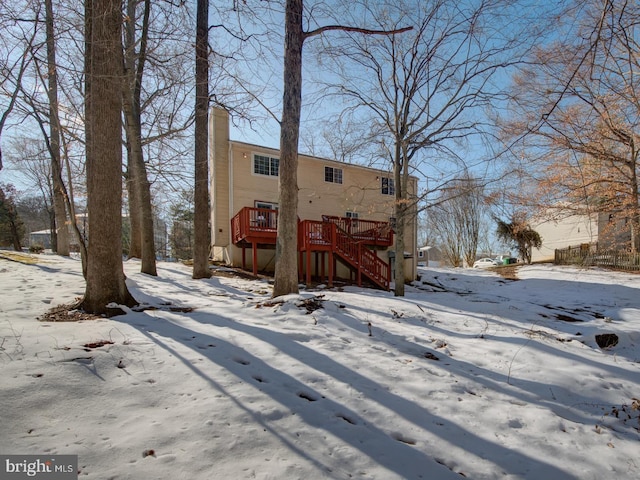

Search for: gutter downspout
xmin=227 ymin=141 xmax=234 ymax=264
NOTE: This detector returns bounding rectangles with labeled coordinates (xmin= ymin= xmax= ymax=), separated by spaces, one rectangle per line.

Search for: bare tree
xmin=272 ymin=0 xmax=410 ymax=297
xmin=272 ymin=0 xmax=305 ymax=296
xmin=4 ymin=0 xmax=90 ymax=261
xmin=0 ymin=1 xmax=38 ymax=171
xmin=319 ymin=0 xmax=530 ymax=295
xmin=122 ymin=0 xmax=156 ymax=275
xmin=192 ymin=0 xmax=211 ymax=279
xmin=43 ymin=0 xmax=70 ymax=256
xmin=429 ymin=174 xmax=484 ymax=267
xmin=81 ymin=0 xmax=136 ymax=313
xmin=5 ymin=137 xmax=54 ymax=236
xmin=301 ymin=111 xmax=381 ymax=165
xmin=503 ymin=0 xmax=640 ymax=251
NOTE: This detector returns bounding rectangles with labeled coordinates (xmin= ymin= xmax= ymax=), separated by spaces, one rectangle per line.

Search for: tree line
xmin=1 ymin=0 xmax=637 ymax=312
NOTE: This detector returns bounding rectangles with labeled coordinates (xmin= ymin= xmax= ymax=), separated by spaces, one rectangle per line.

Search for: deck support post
xmin=328 ymin=251 xmax=334 ymax=288
xmin=241 ymin=246 xmax=247 ymax=271
xmin=252 ymin=241 xmax=258 ymax=275
xmin=357 ymin=243 xmax=362 ymax=287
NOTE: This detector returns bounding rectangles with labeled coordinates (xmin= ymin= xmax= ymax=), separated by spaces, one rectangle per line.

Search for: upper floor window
xmin=253 ymin=154 xmax=279 ymax=177
xmin=345 ymin=211 xmax=358 ymax=219
xmin=381 ymin=176 xmax=395 ymax=195
xmin=324 ymin=166 xmax=343 ymax=184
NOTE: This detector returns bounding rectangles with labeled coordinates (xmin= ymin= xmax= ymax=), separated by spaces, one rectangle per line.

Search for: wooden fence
xmin=555 ymin=243 xmax=640 ymax=271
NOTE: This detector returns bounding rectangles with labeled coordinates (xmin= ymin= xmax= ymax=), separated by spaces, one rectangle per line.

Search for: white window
xmin=345 ymin=211 xmax=359 ymax=219
xmin=381 ymin=177 xmax=395 ymax=195
xmin=253 ymin=154 xmax=279 ymax=177
xmin=324 ymin=166 xmax=343 ymax=184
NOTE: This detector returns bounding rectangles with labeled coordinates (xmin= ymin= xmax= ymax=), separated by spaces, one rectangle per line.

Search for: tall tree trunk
xmin=123 ymin=0 xmax=142 ymax=261
xmin=45 ymin=0 xmax=70 ymax=256
xmin=122 ymin=0 xmax=156 ymax=275
xmin=81 ymin=0 xmax=136 ymax=314
xmin=123 ymin=0 xmax=141 ymax=261
xmin=273 ymin=0 xmax=304 ymax=297
xmin=393 ymin=139 xmax=405 ymax=296
xmin=192 ymin=0 xmax=211 ymax=279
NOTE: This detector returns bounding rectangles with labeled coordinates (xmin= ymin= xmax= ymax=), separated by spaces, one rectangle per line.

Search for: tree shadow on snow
xmin=118 ymin=305 xmax=580 ymax=480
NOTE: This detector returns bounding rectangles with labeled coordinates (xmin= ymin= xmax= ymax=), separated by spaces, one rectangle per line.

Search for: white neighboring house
xmin=530 ymin=207 xmax=631 ymax=262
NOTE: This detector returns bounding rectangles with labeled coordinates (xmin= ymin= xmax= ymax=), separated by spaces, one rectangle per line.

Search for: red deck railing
xmin=231 ymin=207 xmax=278 ymax=244
xmin=298 ymin=219 xmax=332 ymax=250
xmin=321 ymin=215 xmax=393 ymax=246
xmin=231 ymin=207 xmax=392 ymax=289
xmin=298 ymin=219 xmax=391 ymax=290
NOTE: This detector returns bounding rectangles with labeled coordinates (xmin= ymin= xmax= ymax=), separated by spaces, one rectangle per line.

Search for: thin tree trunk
xmin=45 ymin=0 xmax=70 ymax=256
xmin=628 ymin=152 xmax=640 ymax=252
xmin=125 ymin=164 xmax=141 ymax=257
xmin=192 ymin=0 xmax=211 ymax=279
xmin=61 ymin=131 xmax=87 ymax=276
xmin=81 ymin=0 xmax=136 ymax=314
xmin=48 ymin=204 xmax=55 ymax=250
xmin=273 ymin=0 xmax=304 ymax=297
xmin=122 ymin=0 xmax=156 ymax=275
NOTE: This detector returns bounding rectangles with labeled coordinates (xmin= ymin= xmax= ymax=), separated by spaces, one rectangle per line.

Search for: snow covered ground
xmin=1 ymin=251 xmax=638 ymax=479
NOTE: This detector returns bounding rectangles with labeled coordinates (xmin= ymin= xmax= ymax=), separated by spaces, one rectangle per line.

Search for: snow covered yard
xmin=1 ymin=251 xmax=638 ymax=479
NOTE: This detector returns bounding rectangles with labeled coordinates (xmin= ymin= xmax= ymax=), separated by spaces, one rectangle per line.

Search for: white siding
xmin=531 ymin=212 xmax=598 ymax=262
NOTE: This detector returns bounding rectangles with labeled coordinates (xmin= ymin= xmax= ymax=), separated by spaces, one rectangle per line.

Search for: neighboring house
xmin=209 ymin=108 xmax=418 ymax=289
xmin=27 ymin=214 xmax=88 ymax=251
xmin=28 ymin=214 xmax=169 ymax=258
xmin=29 ymin=229 xmax=53 ymax=249
xmin=416 ymin=245 xmax=441 ymax=267
xmin=531 ymin=207 xmax=632 ymax=262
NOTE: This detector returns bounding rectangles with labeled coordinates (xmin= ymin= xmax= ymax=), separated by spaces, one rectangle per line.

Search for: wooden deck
xmin=231 ymin=207 xmax=279 ymax=245
xmin=230 ymin=207 xmax=393 ymax=290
